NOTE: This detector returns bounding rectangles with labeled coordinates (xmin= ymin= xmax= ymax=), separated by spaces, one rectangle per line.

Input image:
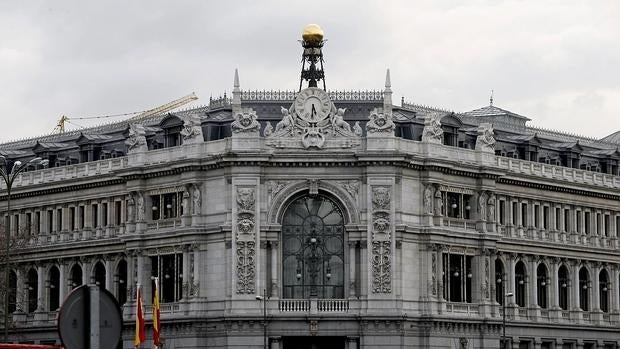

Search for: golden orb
xmin=302 ymin=24 xmax=324 ymax=44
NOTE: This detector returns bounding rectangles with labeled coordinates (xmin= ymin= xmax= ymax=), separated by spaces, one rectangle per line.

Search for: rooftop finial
xmin=385 ymin=69 xmax=391 ymax=90
xmin=490 ymin=89 xmax=494 ymax=106
xmin=234 ymin=68 xmax=240 ymax=89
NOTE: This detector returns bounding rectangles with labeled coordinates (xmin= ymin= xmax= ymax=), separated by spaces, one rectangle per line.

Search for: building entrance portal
xmin=282 ymin=336 xmax=346 ymax=349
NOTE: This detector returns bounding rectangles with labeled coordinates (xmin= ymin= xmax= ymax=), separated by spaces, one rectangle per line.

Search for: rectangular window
xmin=564 ymin=209 xmax=570 ymax=232
xmin=555 ymin=208 xmax=561 ymax=231
xmin=70 ymin=207 xmax=75 ymax=231
xmin=585 ymin=212 xmax=591 ymax=235
xmin=56 ymin=208 xmax=62 ymax=232
xmin=47 ymin=210 xmax=53 ymax=233
xmin=512 ymin=202 xmax=518 ymax=225
xmin=102 ymin=203 xmax=108 ymax=227
xmin=521 ymin=203 xmax=528 ymax=227
xmin=35 ymin=212 xmax=40 ymax=235
xmin=115 ymin=202 xmax=122 ymax=226
xmin=79 ymin=206 xmax=85 ymax=229
xmin=92 ymin=204 xmax=98 ymax=228
xmin=442 ymin=253 xmax=473 ymax=303
xmin=604 ymin=215 xmax=610 ymax=237
xmin=499 ymin=201 xmax=505 ymax=225
xmin=150 ymin=254 xmax=183 ymax=303
xmin=534 ymin=205 xmax=540 ymax=228
xmin=14 ymin=214 xmax=19 ymax=235
xmin=543 ymin=206 xmax=549 ymax=230
xmin=151 ymin=195 xmax=161 ymax=220
xmin=577 ymin=211 xmax=582 ymax=234
xmin=26 ymin=213 xmax=32 ymax=234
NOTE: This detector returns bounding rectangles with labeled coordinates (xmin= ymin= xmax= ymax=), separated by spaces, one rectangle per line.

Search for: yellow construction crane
xmin=54 ymin=92 xmax=199 ymax=133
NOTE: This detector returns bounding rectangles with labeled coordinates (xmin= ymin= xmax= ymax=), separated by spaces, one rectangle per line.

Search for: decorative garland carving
xmin=231 ymin=108 xmax=260 ymax=134
xmin=431 ymin=252 xmax=437 ymax=296
xmin=235 ymin=187 xmax=256 ymax=294
xmin=371 ymin=186 xmax=392 ymax=293
xmin=366 ymin=108 xmax=395 ymax=134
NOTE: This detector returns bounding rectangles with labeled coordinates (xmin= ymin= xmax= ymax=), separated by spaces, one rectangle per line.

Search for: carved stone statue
xmin=475 ymin=123 xmax=496 ymax=153
xmin=192 ymin=185 xmax=202 ymax=215
xmin=125 ymin=123 xmax=148 ymax=153
xmin=487 ymin=194 xmax=496 ymax=221
xmin=353 ymin=121 xmax=363 ymax=136
xmin=331 ymin=108 xmax=352 ymax=134
xmin=274 ymin=106 xmax=295 ymax=135
xmin=127 ymin=195 xmax=135 ymax=223
xmin=135 ymin=192 xmax=145 ymax=222
xmin=433 ymin=189 xmax=443 ymax=216
xmin=263 ymin=122 xmax=274 ymax=137
xmin=421 ymin=113 xmax=443 ymax=144
xmin=478 ymin=192 xmax=487 ymax=221
xmin=231 ymin=108 xmax=260 ymax=134
xmin=423 ymin=185 xmax=434 ymax=214
xmin=182 ymin=190 xmax=190 ymax=216
xmin=180 ymin=114 xmax=204 ymax=144
xmin=366 ymin=108 xmax=395 ymax=134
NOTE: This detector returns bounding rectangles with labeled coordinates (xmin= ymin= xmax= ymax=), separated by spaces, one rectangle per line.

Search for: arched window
xmin=8 ymin=270 xmax=17 ymax=314
xmin=282 ymin=194 xmax=345 ymax=299
xmin=48 ymin=266 xmax=60 ymax=311
xmin=70 ymin=264 xmax=83 ymax=289
xmin=558 ymin=265 xmax=569 ymax=310
xmin=116 ymin=260 xmax=128 ymax=305
xmin=93 ymin=262 xmax=106 ymax=289
xmin=515 ymin=261 xmax=526 ymax=307
xmin=27 ymin=268 xmax=38 ymax=313
xmin=579 ymin=267 xmax=590 ymax=311
xmin=599 ymin=269 xmax=610 ymax=313
xmin=495 ymin=259 xmax=505 ymax=305
xmin=536 ymin=264 xmax=548 ymax=309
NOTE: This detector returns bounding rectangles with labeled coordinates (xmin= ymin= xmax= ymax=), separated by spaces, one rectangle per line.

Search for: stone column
xmin=105 ymin=259 xmax=113 ymax=291
xmin=82 ymin=260 xmax=92 ymax=285
xmin=551 ymin=261 xmax=559 ymax=309
xmin=16 ymin=269 xmax=25 ymax=313
xmin=349 ymin=241 xmax=356 ymax=298
xmin=84 ymin=202 xmax=93 ymax=230
xmin=592 ymin=265 xmax=600 ymax=312
xmin=271 ymin=241 xmax=279 ymax=298
xmin=59 ymin=263 xmax=67 ymax=305
xmin=612 ymin=267 xmax=620 ymax=314
xmin=39 ymin=210 xmax=47 ymax=235
xmin=37 ymin=265 xmax=45 ymax=312
xmin=507 ymin=256 xmax=516 ymax=305
xmin=572 ymin=263 xmax=580 ymax=311
xmin=529 ymin=258 xmax=538 ymax=308
xmin=136 ymin=254 xmax=152 ymax=304
xmin=182 ymin=248 xmax=190 ymax=299
xmin=126 ymin=256 xmax=135 ymax=301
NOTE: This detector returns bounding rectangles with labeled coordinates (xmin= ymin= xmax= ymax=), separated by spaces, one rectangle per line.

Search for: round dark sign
xmin=57 ymin=285 xmax=123 ymax=349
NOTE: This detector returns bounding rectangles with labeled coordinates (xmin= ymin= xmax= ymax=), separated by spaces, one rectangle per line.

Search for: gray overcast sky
xmin=1 ymin=0 xmax=619 ymax=143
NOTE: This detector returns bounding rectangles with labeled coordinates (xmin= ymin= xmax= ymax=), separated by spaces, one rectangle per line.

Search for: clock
xmin=294 ymin=87 xmax=331 ymax=123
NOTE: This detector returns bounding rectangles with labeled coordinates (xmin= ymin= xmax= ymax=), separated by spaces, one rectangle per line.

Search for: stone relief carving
xmin=266 ymin=180 xmax=287 ymax=205
xmin=366 ymin=108 xmax=395 ymax=134
xmin=484 ymin=257 xmax=490 ymax=299
xmin=127 ymin=194 xmax=135 ymax=223
xmin=431 ymin=252 xmax=437 ymax=296
xmin=180 ymin=114 xmax=204 ymax=143
xmin=337 ymin=180 xmax=360 ymax=202
xmin=135 ymin=192 xmax=145 ymax=222
xmin=231 ymin=108 xmax=260 ymax=134
xmin=475 ymin=123 xmax=496 ymax=153
xmin=421 ymin=113 xmax=444 ymax=144
xmin=371 ymin=186 xmax=392 ymax=293
xmin=263 ymin=122 xmax=274 ymax=137
xmin=182 ymin=190 xmax=190 ymax=217
xmin=235 ymin=187 xmax=256 ymax=294
xmin=266 ymin=88 xmax=360 ymax=149
xmin=353 ymin=121 xmax=363 ymax=136
xmin=125 ymin=123 xmax=148 ymax=153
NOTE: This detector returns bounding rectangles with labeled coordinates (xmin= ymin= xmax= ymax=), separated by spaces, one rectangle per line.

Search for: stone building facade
xmin=2 ymin=45 xmax=620 ymax=349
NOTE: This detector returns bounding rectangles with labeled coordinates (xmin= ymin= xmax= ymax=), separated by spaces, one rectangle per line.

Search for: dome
xmin=600 ymin=130 xmax=620 ymax=144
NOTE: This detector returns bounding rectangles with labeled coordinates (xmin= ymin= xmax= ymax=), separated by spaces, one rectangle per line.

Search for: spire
xmin=490 ymin=89 xmax=494 ymax=106
xmin=232 ymin=68 xmax=241 ymax=114
xmin=383 ymin=68 xmax=392 ymax=116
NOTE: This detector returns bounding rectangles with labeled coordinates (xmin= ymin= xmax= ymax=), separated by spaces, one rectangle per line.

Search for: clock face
xmin=295 ymin=87 xmax=331 ymax=123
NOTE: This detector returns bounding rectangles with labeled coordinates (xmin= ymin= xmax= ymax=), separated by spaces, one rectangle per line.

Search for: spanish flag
xmin=153 ymin=277 xmax=161 ymax=348
xmin=134 ymin=284 xmax=145 ymax=348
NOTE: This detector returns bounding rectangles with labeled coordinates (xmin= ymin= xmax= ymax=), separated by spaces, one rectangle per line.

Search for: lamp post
xmin=256 ymin=289 xmax=268 ymax=349
xmin=0 ymin=156 xmax=48 ymax=341
xmin=502 ymin=291 xmax=514 ymax=349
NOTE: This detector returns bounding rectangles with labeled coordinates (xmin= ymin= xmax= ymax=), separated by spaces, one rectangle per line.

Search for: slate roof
xmin=464 ymin=105 xmax=531 ymax=120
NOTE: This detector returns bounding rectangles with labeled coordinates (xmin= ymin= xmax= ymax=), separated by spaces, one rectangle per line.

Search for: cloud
xmin=0 ymin=0 xmax=618 ymax=142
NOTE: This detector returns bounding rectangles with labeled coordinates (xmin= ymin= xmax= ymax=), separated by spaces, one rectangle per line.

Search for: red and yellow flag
xmin=153 ymin=277 xmax=161 ymax=348
xmin=134 ymin=284 xmax=146 ymax=349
